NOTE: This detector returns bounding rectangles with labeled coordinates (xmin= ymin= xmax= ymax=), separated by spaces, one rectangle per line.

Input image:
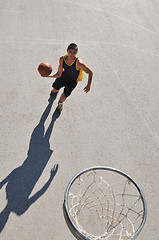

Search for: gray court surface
xmin=0 ymin=0 xmax=159 ymax=239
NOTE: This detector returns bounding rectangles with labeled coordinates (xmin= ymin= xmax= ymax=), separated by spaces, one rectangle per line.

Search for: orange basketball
xmin=38 ymin=62 xmax=53 ymax=77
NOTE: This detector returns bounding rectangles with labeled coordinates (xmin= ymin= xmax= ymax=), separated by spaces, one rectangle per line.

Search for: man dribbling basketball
xmin=45 ymin=43 xmax=93 ymax=112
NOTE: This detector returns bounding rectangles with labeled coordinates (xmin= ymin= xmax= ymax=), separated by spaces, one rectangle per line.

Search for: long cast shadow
xmin=0 ymin=95 xmax=60 ymax=233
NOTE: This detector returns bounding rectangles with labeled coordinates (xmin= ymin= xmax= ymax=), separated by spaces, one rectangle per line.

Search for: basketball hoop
xmin=63 ymin=166 xmax=147 ymax=240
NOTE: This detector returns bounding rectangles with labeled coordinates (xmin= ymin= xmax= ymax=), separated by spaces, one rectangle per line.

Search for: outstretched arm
xmin=77 ymin=59 xmax=93 ymax=93
xmin=0 ymin=174 xmax=10 ymax=189
xmin=46 ymin=57 xmax=63 ymax=78
xmin=27 ymin=165 xmax=58 ymax=206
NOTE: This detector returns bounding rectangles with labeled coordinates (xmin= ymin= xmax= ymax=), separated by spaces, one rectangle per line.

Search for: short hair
xmin=67 ymin=43 xmax=78 ymax=52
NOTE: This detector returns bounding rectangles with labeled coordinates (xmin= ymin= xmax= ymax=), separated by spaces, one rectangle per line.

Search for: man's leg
xmin=52 ymin=88 xmax=59 ymax=93
xmin=57 ymin=81 xmax=77 ymax=112
xmin=59 ymin=92 xmax=66 ymax=102
xmin=51 ymin=77 xmax=64 ymax=96
xmin=50 ymin=88 xmax=59 ymax=96
xmin=57 ymin=92 xmax=66 ymax=112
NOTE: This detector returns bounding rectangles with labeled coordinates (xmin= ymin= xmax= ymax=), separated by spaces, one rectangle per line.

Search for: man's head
xmin=67 ymin=43 xmax=78 ymax=52
xmin=67 ymin=43 xmax=78 ymax=59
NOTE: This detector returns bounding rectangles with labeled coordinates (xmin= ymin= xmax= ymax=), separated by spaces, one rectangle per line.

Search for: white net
xmin=66 ymin=169 xmax=145 ymax=240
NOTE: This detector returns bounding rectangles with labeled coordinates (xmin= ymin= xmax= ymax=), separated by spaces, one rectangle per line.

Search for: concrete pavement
xmin=0 ymin=0 xmax=159 ymax=239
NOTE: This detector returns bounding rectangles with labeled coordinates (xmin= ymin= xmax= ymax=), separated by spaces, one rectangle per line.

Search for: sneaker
xmin=57 ymin=101 xmax=63 ymax=112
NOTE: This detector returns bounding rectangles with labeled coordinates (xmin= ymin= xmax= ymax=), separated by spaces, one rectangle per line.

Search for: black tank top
xmin=62 ymin=55 xmax=80 ymax=82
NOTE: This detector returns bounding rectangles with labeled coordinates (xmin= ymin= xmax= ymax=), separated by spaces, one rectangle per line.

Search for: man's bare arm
xmin=46 ymin=57 xmax=63 ymax=78
xmin=77 ymin=59 xmax=93 ymax=93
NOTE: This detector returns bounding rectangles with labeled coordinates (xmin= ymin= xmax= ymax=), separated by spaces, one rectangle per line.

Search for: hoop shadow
xmin=0 ymin=95 xmax=60 ymax=233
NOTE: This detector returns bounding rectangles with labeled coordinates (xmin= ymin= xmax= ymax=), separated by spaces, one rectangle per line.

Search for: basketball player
xmin=45 ymin=43 xmax=93 ymax=112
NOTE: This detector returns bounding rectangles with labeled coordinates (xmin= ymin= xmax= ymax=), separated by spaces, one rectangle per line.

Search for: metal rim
xmin=63 ymin=166 xmax=147 ymax=240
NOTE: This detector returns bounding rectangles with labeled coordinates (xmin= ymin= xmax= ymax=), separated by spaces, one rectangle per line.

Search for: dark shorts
xmin=52 ymin=75 xmax=77 ymax=98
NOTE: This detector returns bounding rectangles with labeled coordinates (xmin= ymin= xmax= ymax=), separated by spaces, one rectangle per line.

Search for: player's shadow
xmin=0 ymin=94 xmax=60 ymax=233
